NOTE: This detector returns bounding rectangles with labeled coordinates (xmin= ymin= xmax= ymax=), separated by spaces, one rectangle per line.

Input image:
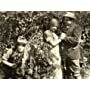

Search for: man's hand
xmin=60 ymin=33 xmax=66 ymax=40
xmin=12 ymin=64 xmax=17 ymax=69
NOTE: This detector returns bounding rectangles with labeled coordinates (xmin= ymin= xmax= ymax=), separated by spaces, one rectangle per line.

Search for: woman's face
xmin=51 ymin=18 xmax=59 ymax=27
xmin=50 ymin=26 xmax=57 ymax=32
xmin=17 ymin=44 xmax=26 ymax=53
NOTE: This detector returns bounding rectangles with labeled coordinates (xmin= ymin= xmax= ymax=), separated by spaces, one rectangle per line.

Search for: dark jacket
xmin=62 ymin=23 xmax=82 ymax=60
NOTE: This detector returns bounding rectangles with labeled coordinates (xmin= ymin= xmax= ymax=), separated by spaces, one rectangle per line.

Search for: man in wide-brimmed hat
xmin=61 ymin=12 xmax=82 ymax=79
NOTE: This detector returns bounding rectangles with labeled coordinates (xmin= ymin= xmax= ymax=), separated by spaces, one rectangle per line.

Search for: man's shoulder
xmin=72 ymin=23 xmax=82 ymax=29
xmin=70 ymin=23 xmax=82 ymax=33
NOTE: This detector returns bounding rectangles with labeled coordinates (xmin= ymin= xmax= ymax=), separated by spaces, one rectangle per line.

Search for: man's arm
xmin=63 ymin=25 xmax=82 ymax=45
xmin=2 ymin=48 xmax=14 ymax=67
xmin=48 ymin=32 xmax=67 ymax=46
xmin=2 ymin=60 xmax=14 ymax=67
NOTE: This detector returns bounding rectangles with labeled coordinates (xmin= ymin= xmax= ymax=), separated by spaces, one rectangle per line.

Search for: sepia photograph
xmin=0 ymin=11 xmax=90 ymax=79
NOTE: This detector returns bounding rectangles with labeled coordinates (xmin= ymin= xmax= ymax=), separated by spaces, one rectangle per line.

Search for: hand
xmin=60 ymin=33 xmax=66 ymax=40
xmin=28 ymin=69 xmax=33 ymax=75
xmin=12 ymin=64 xmax=17 ymax=69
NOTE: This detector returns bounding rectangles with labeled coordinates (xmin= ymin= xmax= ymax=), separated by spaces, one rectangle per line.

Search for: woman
xmin=44 ymin=18 xmax=66 ymax=79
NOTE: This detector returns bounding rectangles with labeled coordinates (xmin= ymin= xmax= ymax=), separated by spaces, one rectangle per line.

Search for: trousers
xmin=65 ymin=58 xmax=81 ymax=79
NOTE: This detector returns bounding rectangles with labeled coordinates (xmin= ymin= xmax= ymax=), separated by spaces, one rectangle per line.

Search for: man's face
xmin=67 ymin=20 xmax=72 ymax=25
xmin=17 ymin=43 xmax=26 ymax=53
xmin=64 ymin=17 xmax=73 ymax=26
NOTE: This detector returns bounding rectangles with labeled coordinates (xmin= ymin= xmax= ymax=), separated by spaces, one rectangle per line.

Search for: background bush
xmin=0 ymin=11 xmax=90 ymax=78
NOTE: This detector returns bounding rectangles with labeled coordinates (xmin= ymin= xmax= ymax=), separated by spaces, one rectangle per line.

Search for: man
xmin=1 ymin=36 xmax=30 ymax=78
xmin=44 ymin=17 xmax=65 ymax=79
xmin=61 ymin=12 xmax=82 ymax=79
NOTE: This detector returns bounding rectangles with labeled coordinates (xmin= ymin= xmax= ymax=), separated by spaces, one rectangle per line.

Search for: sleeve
xmin=44 ymin=30 xmax=52 ymax=42
xmin=44 ymin=30 xmax=62 ymax=46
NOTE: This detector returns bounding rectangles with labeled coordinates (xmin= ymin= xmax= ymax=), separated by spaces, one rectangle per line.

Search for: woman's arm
xmin=45 ymin=31 xmax=66 ymax=47
xmin=48 ymin=38 xmax=62 ymax=47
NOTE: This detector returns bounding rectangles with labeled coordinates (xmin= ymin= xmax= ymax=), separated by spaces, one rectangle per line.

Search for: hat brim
xmin=64 ymin=15 xmax=76 ymax=20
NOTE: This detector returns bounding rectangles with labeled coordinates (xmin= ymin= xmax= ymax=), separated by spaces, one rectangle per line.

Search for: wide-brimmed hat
xmin=17 ymin=36 xmax=27 ymax=44
xmin=63 ymin=12 xmax=76 ymax=20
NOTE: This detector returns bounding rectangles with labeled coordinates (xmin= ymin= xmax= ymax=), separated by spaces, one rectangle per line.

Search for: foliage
xmin=0 ymin=11 xmax=90 ymax=78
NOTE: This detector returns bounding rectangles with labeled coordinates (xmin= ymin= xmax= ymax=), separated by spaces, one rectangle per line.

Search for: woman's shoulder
xmin=44 ymin=30 xmax=51 ymax=34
